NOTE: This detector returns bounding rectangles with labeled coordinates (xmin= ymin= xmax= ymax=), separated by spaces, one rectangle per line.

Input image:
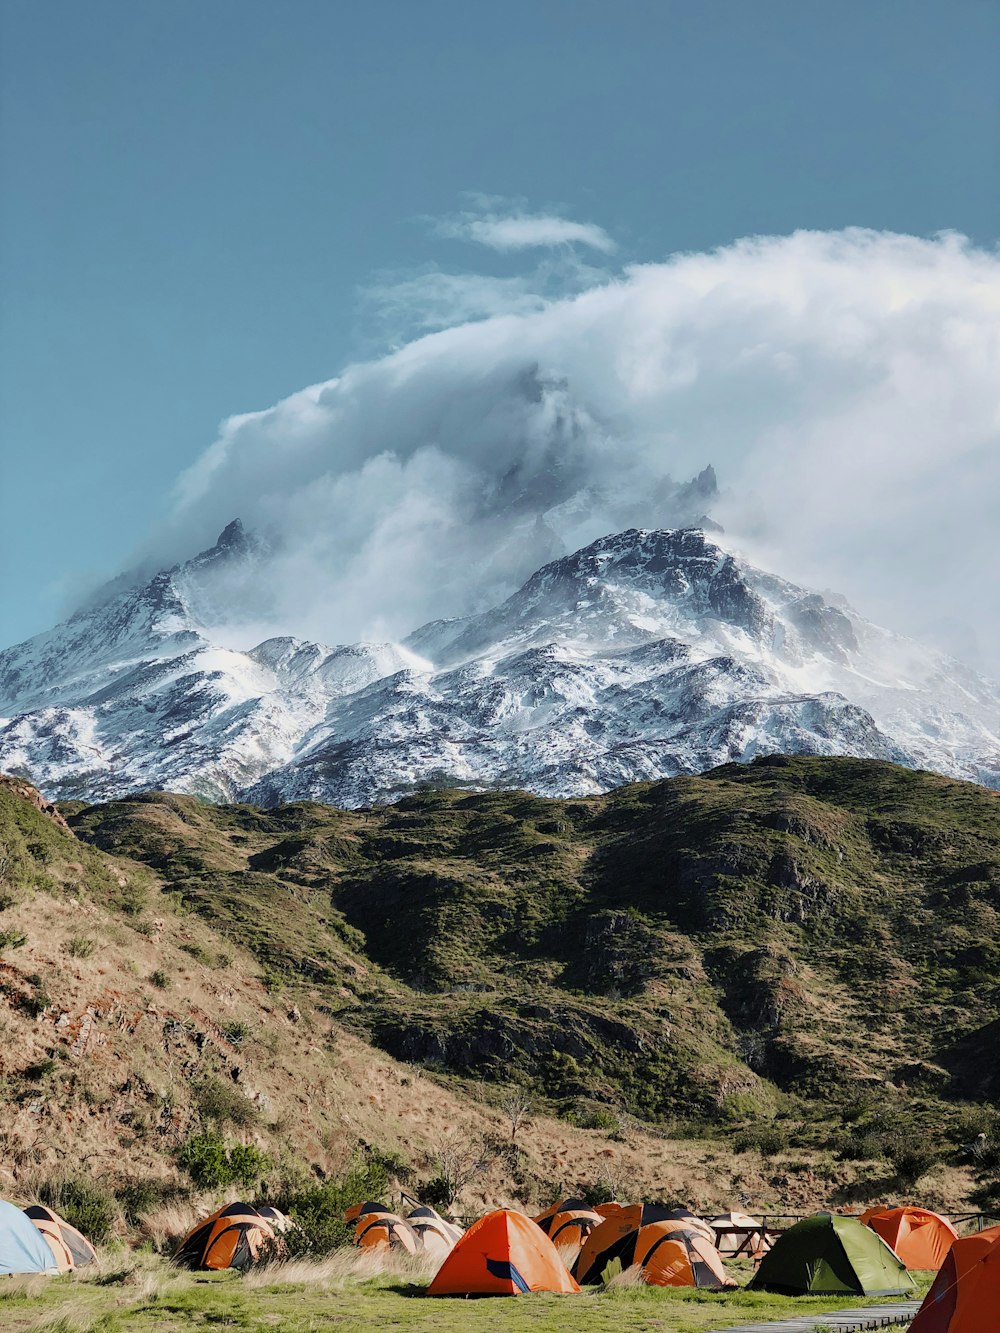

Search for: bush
xmin=888 ymin=1136 xmax=941 ymax=1186
xmin=65 ymin=936 xmax=96 ymax=959
xmin=22 ymin=989 xmax=51 ymax=1017
xmin=176 ymin=1132 xmax=271 ymax=1192
xmin=180 ymin=942 xmax=213 ymax=966
xmin=196 ymin=1077 xmax=258 ymax=1129
xmin=221 ymin=1020 xmax=251 ymax=1048
xmin=274 ymin=1150 xmax=402 ymax=1256
xmin=24 ymin=1057 xmax=57 ymax=1080
xmin=734 ymin=1123 xmax=790 ymax=1155
xmin=149 ymin=970 xmax=169 ymax=990
xmin=37 ymin=1177 xmax=117 ymax=1243
xmin=0 ymin=929 xmax=27 ymax=950
xmin=115 ymin=1178 xmax=182 ymax=1225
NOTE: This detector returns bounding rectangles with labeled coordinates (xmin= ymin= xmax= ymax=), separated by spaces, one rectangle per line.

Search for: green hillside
xmin=66 ymin=756 xmax=1000 ymax=1161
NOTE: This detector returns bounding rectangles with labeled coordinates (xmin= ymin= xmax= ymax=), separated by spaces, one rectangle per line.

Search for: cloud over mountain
xmin=148 ymin=227 xmax=1000 ymax=669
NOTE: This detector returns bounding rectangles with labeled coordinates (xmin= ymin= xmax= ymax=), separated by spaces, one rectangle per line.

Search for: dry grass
xmin=604 ymin=1263 xmax=648 ymax=1288
xmin=244 ymin=1246 xmax=440 ymax=1290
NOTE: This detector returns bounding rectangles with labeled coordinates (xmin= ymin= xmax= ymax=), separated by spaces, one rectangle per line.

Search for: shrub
xmin=176 ymin=1132 xmax=270 ymax=1191
xmin=149 ymin=970 xmax=169 ymax=990
xmin=888 ymin=1137 xmax=941 ymax=1186
xmin=24 ymin=1057 xmax=57 ymax=1080
xmin=37 ymin=1177 xmax=117 ymax=1243
xmin=115 ymin=1178 xmax=181 ymax=1225
xmin=0 ymin=929 xmax=27 ymax=950
xmin=22 ymin=989 xmax=51 ymax=1017
xmin=195 ymin=1077 xmax=258 ymax=1129
xmin=734 ymin=1123 xmax=790 ymax=1155
xmin=180 ymin=942 xmax=213 ymax=966
xmin=221 ymin=1020 xmax=252 ymax=1048
xmin=274 ymin=1150 xmax=402 ymax=1256
xmin=65 ymin=936 xmax=96 ymax=959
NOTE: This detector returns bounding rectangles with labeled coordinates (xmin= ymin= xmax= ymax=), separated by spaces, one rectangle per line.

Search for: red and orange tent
xmin=860 ymin=1206 xmax=958 ymax=1271
xmin=909 ymin=1224 xmax=1000 ymax=1332
xmin=427 ymin=1210 xmax=580 ymax=1297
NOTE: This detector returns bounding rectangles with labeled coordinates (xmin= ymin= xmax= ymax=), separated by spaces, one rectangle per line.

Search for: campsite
xmin=1 ymin=1191 xmax=993 ymax=1331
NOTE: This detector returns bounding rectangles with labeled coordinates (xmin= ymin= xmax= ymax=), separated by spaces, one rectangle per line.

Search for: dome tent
xmin=428 ymin=1210 xmax=579 ymax=1297
xmin=749 ymin=1213 xmax=914 ymax=1297
xmin=573 ymin=1204 xmax=679 ymax=1284
xmin=859 ymin=1205 xmax=958 ymax=1270
xmin=577 ymin=1217 xmax=732 ymax=1289
xmin=0 ymin=1200 xmax=60 ymax=1276
xmin=23 ymin=1205 xmax=97 ymax=1271
xmin=353 ymin=1204 xmax=420 ymax=1253
xmin=909 ymin=1224 xmax=1000 ymax=1333
xmin=173 ymin=1203 xmax=277 ymax=1272
xmin=532 ymin=1197 xmax=602 ymax=1249
xmin=405 ymin=1206 xmax=462 ymax=1256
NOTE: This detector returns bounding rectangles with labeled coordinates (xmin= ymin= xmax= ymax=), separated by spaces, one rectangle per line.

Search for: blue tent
xmin=0 ymin=1200 xmax=59 ymax=1275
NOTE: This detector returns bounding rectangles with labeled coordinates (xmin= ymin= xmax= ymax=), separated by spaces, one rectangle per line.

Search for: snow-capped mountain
xmin=2 ymin=523 xmax=998 ymax=805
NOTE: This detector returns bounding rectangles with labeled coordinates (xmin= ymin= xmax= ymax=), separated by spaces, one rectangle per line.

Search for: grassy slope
xmin=0 ymin=774 xmax=856 ymax=1221
xmin=2 ymin=757 xmax=1000 ymax=1220
xmin=67 ymin=757 xmax=1000 ymax=1123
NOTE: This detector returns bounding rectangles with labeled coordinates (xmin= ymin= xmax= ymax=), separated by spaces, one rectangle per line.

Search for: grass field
xmin=0 ymin=1250 xmax=932 ymax=1332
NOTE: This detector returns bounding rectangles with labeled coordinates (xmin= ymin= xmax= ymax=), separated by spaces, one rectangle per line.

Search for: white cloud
xmin=149 ymin=228 xmax=1000 ymax=672
xmin=436 ymin=205 xmax=617 ymax=253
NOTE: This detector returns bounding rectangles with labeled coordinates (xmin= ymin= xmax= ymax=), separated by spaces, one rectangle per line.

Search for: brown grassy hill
xmin=1 ymin=759 xmax=998 ymax=1238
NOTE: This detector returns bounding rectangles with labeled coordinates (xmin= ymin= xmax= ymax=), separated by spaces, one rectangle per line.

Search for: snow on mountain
xmin=2 ymin=523 xmax=998 ymax=806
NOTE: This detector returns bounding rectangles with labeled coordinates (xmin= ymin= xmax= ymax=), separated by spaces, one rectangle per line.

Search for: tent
xmin=749 ymin=1213 xmax=914 ymax=1297
xmin=909 ymin=1224 xmax=1000 ymax=1333
xmin=173 ymin=1202 xmax=277 ymax=1272
xmin=548 ymin=1209 xmax=603 ymax=1249
xmin=859 ymin=1205 xmax=958 ymax=1270
xmin=0 ymin=1200 xmax=59 ymax=1276
xmin=709 ymin=1210 xmax=772 ymax=1258
xmin=532 ymin=1198 xmax=602 ymax=1248
xmin=354 ymin=1207 xmax=419 ymax=1254
xmin=660 ymin=1207 xmax=717 ymax=1245
xmin=406 ymin=1206 xmax=462 ymax=1256
xmin=23 ymin=1205 xmax=97 ymax=1271
xmin=255 ymin=1205 xmax=293 ymax=1234
xmin=575 ymin=1217 xmax=732 ymax=1288
xmin=427 ymin=1210 xmax=580 ymax=1297
xmin=573 ymin=1204 xmax=679 ymax=1284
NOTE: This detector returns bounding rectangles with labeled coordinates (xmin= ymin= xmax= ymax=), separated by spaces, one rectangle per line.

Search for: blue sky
xmin=1 ymin=0 xmax=998 ymax=649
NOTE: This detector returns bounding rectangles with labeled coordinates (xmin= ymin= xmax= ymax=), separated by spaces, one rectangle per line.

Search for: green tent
xmin=749 ymin=1213 xmax=914 ymax=1297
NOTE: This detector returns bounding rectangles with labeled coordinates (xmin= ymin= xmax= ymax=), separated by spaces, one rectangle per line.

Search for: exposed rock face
xmin=0 ymin=774 xmax=73 ymax=834
xmin=1 ymin=523 xmax=999 ymax=805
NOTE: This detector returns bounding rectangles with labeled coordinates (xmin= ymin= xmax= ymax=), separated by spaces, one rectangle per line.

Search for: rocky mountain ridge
xmin=1 ymin=522 xmax=998 ymax=804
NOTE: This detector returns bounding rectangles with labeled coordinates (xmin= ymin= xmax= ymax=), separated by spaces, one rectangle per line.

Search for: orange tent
xmin=173 ymin=1203 xmax=276 ymax=1271
xmin=594 ymin=1201 xmax=625 ymax=1219
xmin=573 ymin=1204 xmax=679 ymax=1283
xmin=909 ymin=1224 xmax=1000 ymax=1332
xmin=23 ymin=1206 xmax=96 ymax=1272
xmin=549 ymin=1209 xmax=603 ymax=1249
xmin=354 ymin=1208 xmax=419 ymax=1254
xmin=427 ymin=1210 xmax=580 ymax=1297
xmin=860 ymin=1206 xmax=958 ymax=1271
xmin=575 ymin=1214 xmax=732 ymax=1288
xmin=532 ymin=1197 xmax=588 ymax=1233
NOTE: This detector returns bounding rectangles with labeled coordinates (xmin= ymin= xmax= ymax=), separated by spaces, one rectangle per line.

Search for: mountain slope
xmin=2 ymin=525 xmax=998 ymax=805
xmin=68 ymin=756 xmax=1000 ymax=1128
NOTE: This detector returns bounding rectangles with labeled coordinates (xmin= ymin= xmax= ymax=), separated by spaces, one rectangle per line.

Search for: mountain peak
xmin=216 ymin=518 xmax=246 ymax=550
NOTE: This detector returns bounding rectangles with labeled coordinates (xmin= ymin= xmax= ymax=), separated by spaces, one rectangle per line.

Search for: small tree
xmin=423 ymin=1135 xmax=500 ymax=1210
xmin=497 ymin=1088 xmax=533 ymax=1143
